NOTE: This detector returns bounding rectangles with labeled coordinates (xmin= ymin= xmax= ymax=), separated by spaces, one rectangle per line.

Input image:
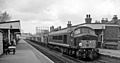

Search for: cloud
xmin=1 ymin=0 xmax=120 ymax=33
xmin=0 ymin=0 xmax=7 ymax=10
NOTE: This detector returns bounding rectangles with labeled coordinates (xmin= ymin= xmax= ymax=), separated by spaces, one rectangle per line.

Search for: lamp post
xmin=8 ymin=25 xmax=12 ymax=44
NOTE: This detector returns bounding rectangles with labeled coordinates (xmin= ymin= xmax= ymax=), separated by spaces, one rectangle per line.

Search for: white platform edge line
xmin=24 ymin=40 xmax=54 ymax=63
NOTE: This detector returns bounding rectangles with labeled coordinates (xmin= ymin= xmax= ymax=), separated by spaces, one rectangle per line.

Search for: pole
xmin=8 ymin=25 xmax=12 ymax=44
xmin=101 ymin=29 xmax=103 ymax=48
xmin=8 ymin=29 xmax=10 ymax=44
xmin=101 ymin=25 xmax=105 ymax=48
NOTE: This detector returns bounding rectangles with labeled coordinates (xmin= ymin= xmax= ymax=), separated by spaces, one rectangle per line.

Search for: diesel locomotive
xmin=48 ymin=25 xmax=99 ymax=60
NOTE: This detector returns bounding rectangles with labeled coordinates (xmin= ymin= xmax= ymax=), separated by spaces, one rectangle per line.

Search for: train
xmin=28 ymin=25 xmax=99 ymax=60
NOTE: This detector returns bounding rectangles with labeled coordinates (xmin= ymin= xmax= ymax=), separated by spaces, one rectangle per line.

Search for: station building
xmin=0 ymin=20 xmax=21 ymax=55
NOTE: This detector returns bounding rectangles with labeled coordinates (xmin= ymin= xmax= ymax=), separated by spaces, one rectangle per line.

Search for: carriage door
xmin=74 ymin=38 xmax=77 ymax=46
xmin=63 ymin=35 xmax=67 ymax=44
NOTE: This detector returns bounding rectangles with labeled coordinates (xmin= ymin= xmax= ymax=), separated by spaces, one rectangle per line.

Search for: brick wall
xmin=104 ymin=26 xmax=119 ymax=40
xmin=103 ymin=26 xmax=120 ymax=49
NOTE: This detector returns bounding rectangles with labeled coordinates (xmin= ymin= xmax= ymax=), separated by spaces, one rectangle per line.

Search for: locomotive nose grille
xmin=81 ymin=40 xmax=96 ymax=48
xmin=86 ymin=41 xmax=89 ymax=47
xmin=86 ymin=44 xmax=89 ymax=47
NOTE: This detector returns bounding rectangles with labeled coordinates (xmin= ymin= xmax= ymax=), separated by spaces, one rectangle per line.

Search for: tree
xmin=0 ymin=11 xmax=11 ymax=22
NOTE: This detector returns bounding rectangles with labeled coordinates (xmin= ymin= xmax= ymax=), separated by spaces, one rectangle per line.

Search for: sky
xmin=0 ymin=0 xmax=120 ymax=34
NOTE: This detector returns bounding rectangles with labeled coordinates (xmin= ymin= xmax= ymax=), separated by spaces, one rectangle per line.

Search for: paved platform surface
xmin=0 ymin=39 xmax=54 ymax=63
xmin=99 ymin=48 xmax=120 ymax=59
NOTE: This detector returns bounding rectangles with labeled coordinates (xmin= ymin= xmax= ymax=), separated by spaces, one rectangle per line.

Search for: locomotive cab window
xmin=74 ymin=29 xmax=81 ymax=35
xmin=74 ymin=27 xmax=95 ymax=35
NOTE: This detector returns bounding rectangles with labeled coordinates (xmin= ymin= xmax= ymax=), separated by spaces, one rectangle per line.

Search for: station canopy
xmin=0 ymin=20 xmax=21 ymax=32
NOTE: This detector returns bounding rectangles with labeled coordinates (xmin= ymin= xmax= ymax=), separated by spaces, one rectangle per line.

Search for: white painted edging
xmin=24 ymin=40 xmax=54 ymax=63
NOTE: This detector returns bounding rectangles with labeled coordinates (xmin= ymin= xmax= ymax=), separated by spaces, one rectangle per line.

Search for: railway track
xmin=26 ymin=40 xmax=78 ymax=63
xmin=25 ymin=40 xmax=120 ymax=63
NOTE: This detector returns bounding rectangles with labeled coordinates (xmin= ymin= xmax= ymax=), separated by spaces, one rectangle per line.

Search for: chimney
xmin=105 ymin=18 xmax=108 ymax=22
xmin=112 ymin=15 xmax=118 ymax=20
xmin=67 ymin=21 xmax=72 ymax=28
xmin=58 ymin=26 xmax=61 ymax=30
xmin=101 ymin=18 xmax=105 ymax=23
xmin=50 ymin=26 xmax=54 ymax=32
xmin=101 ymin=18 xmax=108 ymax=24
xmin=85 ymin=14 xmax=92 ymax=24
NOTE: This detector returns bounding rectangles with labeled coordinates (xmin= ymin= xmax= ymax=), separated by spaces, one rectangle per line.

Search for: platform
xmin=0 ymin=39 xmax=54 ymax=63
xmin=99 ymin=48 xmax=120 ymax=59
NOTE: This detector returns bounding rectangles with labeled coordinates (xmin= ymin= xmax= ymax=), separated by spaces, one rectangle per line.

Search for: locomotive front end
xmin=73 ymin=26 xmax=99 ymax=60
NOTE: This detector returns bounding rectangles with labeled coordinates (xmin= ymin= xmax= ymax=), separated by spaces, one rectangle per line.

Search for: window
xmin=52 ymin=35 xmax=63 ymax=40
xmin=74 ymin=27 xmax=94 ymax=35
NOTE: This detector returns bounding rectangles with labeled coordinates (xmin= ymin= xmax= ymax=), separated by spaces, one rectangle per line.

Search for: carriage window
xmin=52 ymin=35 xmax=62 ymax=40
xmin=59 ymin=36 xmax=62 ymax=40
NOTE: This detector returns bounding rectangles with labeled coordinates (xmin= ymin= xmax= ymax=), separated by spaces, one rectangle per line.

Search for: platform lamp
xmin=8 ymin=25 xmax=12 ymax=44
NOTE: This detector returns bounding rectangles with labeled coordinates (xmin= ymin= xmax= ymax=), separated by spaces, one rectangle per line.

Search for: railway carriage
xmin=48 ymin=26 xmax=99 ymax=60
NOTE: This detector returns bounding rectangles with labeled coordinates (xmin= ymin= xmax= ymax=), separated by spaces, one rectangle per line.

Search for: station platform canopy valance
xmin=0 ymin=20 xmax=20 ymax=30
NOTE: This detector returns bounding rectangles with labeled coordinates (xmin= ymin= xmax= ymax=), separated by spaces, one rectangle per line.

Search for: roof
xmin=80 ymin=24 xmax=119 ymax=29
xmin=0 ymin=20 xmax=20 ymax=24
xmin=0 ymin=20 xmax=20 ymax=29
xmin=74 ymin=33 xmax=97 ymax=38
xmin=49 ymin=22 xmax=120 ymax=35
xmin=49 ymin=25 xmax=97 ymax=35
xmin=49 ymin=27 xmax=76 ymax=35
